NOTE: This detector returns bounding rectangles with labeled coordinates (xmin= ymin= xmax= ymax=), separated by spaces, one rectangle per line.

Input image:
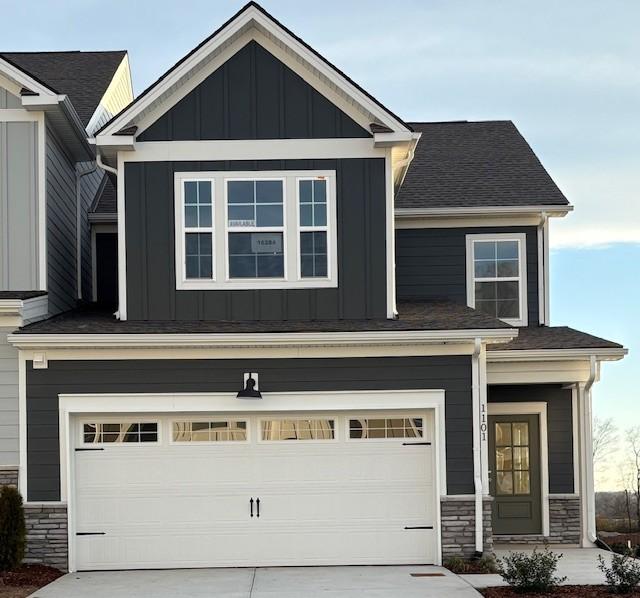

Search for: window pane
xmin=313 ymin=179 xmax=327 ymax=203
xmin=497 ymin=300 xmax=519 ymax=318
xmin=256 ymin=204 xmax=283 ymax=227
xmin=497 ymin=471 xmax=513 ymax=495
xmin=256 ymin=180 xmax=283 ymax=203
xmin=261 ymin=419 xmax=335 ymax=441
xmin=301 ymin=231 xmax=327 ymax=278
xmin=228 ymin=232 xmax=284 ymax=279
xmin=475 ymin=281 xmax=497 ymax=301
xmin=513 ymin=447 xmax=530 ymax=470
xmin=497 ymin=240 xmax=519 ymax=259
xmin=86 ymin=422 xmax=157 ymax=444
xmin=185 ymin=205 xmax=198 ymax=227
xmin=228 ymin=204 xmax=255 ymax=226
xmin=228 ymin=181 xmax=254 ymax=204
xmin=514 ymin=471 xmax=530 ymax=495
xmin=199 ymin=205 xmax=212 ymax=228
xmin=300 ymin=204 xmax=313 ymax=226
xmin=349 ymin=417 xmax=424 ymax=440
xmin=314 ymin=203 xmax=327 ymax=226
xmin=496 ymin=281 xmax=520 ymax=300
xmin=299 ymin=180 xmax=313 ymax=203
xmin=475 ymin=260 xmax=496 ymax=278
xmin=198 ymin=181 xmax=211 ymax=204
xmin=185 ymin=233 xmax=213 ymax=279
xmin=512 ymin=423 xmax=529 ymax=446
xmin=173 ymin=421 xmax=247 ymax=442
xmin=495 ymin=423 xmax=511 ymax=446
xmin=184 ymin=181 xmax=198 ymax=204
xmin=474 ymin=241 xmax=496 ymax=260
xmin=496 ymin=446 xmax=513 ymax=471
xmin=497 ymin=259 xmax=519 ymax=277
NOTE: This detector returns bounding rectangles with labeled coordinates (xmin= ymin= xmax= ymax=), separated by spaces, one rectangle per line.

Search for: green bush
xmin=0 ymin=486 xmax=26 ymax=571
xmin=497 ymin=547 xmax=566 ymax=593
xmin=477 ymin=554 xmax=498 ymax=573
xmin=444 ymin=555 xmax=468 ymax=574
xmin=598 ymin=551 xmax=640 ymax=594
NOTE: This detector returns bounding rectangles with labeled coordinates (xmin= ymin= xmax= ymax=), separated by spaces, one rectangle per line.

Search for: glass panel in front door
xmin=495 ymin=421 xmax=531 ymax=496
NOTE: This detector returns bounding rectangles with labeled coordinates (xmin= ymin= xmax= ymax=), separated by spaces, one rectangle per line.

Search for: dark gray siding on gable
xmin=396 ymin=227 xmax=539 ymax=326
xmin=488 ymin=384 xmax=574 ymax=494
xmin=139 ymin=41 xmax=369 ymax=141
xmin=26 ymin=355 xmax=473 ymax=501
xmin=125 ymin=159 xmax=387 ymax=321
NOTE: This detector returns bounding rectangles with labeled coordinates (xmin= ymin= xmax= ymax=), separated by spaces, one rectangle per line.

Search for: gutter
xmin=584 ymin=355 xmax=598 ymax=544
xmin=395 ymin=205 xmax=574 ymax=218
xmin=7 ymin=327 xmax=518 ymax=350
xmin=471 ymin=337 xmax=484 ymax=555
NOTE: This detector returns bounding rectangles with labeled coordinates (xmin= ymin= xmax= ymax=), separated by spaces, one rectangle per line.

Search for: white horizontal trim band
xmin=488 ymin=347 xmax=627 ymax=362
xmin=395 ymin=205 xmax=573 ymax=217
xmin=9 ymin=328 xmax=518 ymax=349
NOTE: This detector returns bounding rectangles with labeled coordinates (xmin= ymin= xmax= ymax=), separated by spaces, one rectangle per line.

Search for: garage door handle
xmin=250 ymin=497 xmax=254 ymax=518
xmin=256 ymin=498 xmax=260 ymax=518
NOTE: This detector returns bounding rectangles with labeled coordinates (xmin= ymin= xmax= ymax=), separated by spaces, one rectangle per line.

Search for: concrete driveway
xmin=29 ymin=566 xmax=481 ymax=597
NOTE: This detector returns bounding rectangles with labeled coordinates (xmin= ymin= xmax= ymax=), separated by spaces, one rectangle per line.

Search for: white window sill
xmin=176 ymin=278 xmax=338 ymax=291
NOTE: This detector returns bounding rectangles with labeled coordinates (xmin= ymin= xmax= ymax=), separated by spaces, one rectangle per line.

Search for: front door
xmin=489 ymin=414 xmax=542 ymax=535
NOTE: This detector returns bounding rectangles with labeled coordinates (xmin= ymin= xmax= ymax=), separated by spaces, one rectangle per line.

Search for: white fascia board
xmin=99 ymin=6 xmax=408 ymax=138
xmin=374 ymin=132 xmax=416 ymax=147
xmin=487 ymin=347 xmax=628 ymax=362
xmin=0 ymin=300 xmax=25 ymax=316
xmin=8 ymin=328 xmax=518 ymax=350
xmin=93 ymin=134 xmax=135 ymax=151
xmin=395 ymin=205 xmax=574 ymax=218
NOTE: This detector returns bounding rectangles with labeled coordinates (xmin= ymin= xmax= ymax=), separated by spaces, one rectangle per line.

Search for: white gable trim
xmin=96 ymin=5 xmax=408 ymax=140
xmin=0 ymin=58 xmax=58 ymax=98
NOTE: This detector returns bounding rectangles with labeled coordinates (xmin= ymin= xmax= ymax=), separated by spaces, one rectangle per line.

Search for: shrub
xmin=0 ymin=486 xmax=26 ymax=571
xmin=598 ymin=551 xmax=640 ymax=594
xmin=497 ymin=547 xmax=566 ymax=593
xmin=478 ymin=554 xmax=498 ymax=573
xmin=444 ymin=556 xmax=468 ymax=574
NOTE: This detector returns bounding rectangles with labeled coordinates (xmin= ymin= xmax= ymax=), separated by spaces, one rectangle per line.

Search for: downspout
xmin=537 ymin=212 xmax=549 ymax=325
xmin=583 ymin=355 xmax=598 ymax=544
xmin=96 ymin=152 xmax=118 ymax=176
xmin=75 ymin=163 xmax=98 ymax=300
xmin=472 ymin=337 xmax=484 ymax=555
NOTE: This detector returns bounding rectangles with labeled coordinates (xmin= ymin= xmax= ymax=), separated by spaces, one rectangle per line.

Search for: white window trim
xmin=174 ymin=170 xmax=338 ymax=290
xmin=488 ymin=401 xmax=549 ymax=537
xmin=466 ymin=232 xmax=528 ymax=326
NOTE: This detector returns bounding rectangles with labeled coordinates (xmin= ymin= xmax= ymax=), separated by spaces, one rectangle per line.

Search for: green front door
xmin=489 ymin=414 xmax=542 ymax=535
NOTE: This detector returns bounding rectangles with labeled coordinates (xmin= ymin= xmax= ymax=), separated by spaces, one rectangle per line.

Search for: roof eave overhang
xmin=395 ymin=205 xmax=574 ymax=219
xmin=8 ymin=328 xmax=518 ymax=350
xmin=89 ymin=213 xmax=118 ymax=224
xmin=487 ymin=347 xmax=627 ymax=362
xmin=22 ymin=94 xmax=94 ymax=160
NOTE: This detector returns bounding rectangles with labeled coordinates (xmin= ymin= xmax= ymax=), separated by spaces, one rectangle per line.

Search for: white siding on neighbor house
xmin=0 ymin=120 xmax=39 ymax=291
xmin=46 ymin=126 xmax=77 ymax=314
xmin=85 ymin=56 xmax=133 ymax=136
xmin=0 ymin=328 xmax=18 ymax=466
xmin=0 ymin=86 xmax=21 ymax=109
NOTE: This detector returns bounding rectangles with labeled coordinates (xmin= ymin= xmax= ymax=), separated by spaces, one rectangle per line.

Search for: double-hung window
xmin=175 ymin=170 xmax=337 ymax=290
xmin=466 ymin=233 xmax=528 ymax=326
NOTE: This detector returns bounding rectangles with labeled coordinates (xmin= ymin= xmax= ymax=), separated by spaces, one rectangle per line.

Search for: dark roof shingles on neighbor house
xmin=16 ymin=301 xmax=511 ymax=334
xmin=0 ymin=51 xmax=126 ymax=126
xmin=91 ymin=175 xmax=117 ymax=215
xmin=0 ymin=291 xmax=48 ymax=301
xmin=488 ymin=326 xmax=623 ymax=352
xmin=396 ymin=121 xmax=569 ymax=210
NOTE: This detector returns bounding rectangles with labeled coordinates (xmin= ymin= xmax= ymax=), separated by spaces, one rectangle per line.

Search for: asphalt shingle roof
xmin=0 ymin=291 xmax=47 ymax=301
xmin=396 ymin=121 xmax=569 ymax=210
xmin=488 ymin=326 xmax=622 ymax=351
xmin=16 ymin=301 xmax=511 ymax=334
xmin=91 ymin=175 xmax=117 ymax=214
xmin=1 ymin=51 xmax=127 ymax=126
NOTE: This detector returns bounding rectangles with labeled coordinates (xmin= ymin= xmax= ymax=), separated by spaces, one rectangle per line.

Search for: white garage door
xmin=73 ymin=411 xmax=437 ymax=570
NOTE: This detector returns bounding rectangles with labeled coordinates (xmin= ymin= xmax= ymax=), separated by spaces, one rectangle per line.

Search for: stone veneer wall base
xmin=0 ymin=466 xmax=19 ymax=488
xmin=441 ymin=496 xmax=493 ymax=559
xmin=24 ymin=504 xmax=68 ymax=571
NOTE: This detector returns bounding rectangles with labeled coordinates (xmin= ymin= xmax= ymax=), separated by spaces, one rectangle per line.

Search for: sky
xmin=2 ymin=0 xmax=638 ymax=488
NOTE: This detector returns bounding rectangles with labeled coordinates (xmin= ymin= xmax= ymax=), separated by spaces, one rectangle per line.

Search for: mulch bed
xmin=482 ymin=587 xmax=640 ymax=597
xmin=0 ymin=565 xmax=62 ymax=588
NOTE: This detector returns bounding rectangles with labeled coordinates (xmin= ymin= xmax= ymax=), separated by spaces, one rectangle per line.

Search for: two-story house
xmin=0 ymin=52 xmax=132 ymax=501
xmin=5 ymin=3 xmax=626 ymax=572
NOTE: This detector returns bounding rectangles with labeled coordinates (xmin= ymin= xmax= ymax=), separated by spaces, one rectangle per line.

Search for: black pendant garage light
xmin=237 ymin=374 xmax=262 ymax=399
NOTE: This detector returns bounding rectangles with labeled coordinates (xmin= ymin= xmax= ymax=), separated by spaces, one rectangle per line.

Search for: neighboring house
xmin=2 ymin=3 xmax=626 ymax=572
xmin=0 ymin=52 xmax=132 ymax=493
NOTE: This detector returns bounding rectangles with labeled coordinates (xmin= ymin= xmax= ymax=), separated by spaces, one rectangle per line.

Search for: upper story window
xmin=175 ymin=171 xmax=337 ymax=290
xmin=466 ymin=233 xmax=528 ymax=326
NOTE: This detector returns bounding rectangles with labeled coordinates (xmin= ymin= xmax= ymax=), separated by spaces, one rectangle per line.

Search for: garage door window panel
xmin=349 ymin=417 xmax=424 ymax=440
xmin=261 ymin=419 xmax=335 ymax=441
xmin=172 ymin=420 xmax=248 ymax=443
xmin=82 ymin=422 xmax=159 ymax=445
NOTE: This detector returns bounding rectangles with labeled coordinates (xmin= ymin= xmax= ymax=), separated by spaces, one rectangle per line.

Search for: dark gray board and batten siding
xmin=26 ymin=355 xmax=473 ymax=501
xmin=125 ymin=158 xmax=387 ymax=321
xmin=138 ymin=41 xmax=370 ymax=141
xmin=488 ymin=384 xmax=574 ymax=494
xmin=395 ymin=227 xmax=540 ymax=326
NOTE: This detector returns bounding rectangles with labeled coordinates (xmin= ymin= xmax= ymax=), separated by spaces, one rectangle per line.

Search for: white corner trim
xmin=37 ymin=112 xmax=47 ymax=291
xmin=465 ymin=232 xmax=528 ymax=327
xmin=488 ymin=401 xmax=550 ymax=537
xmin=116 ymin=151 xmax=127 ymax=319
xmin=385 ymin=148 xmax=396 ymax=317
xmin=8 ymin=328 xmax=519 ymax=350
xmin=98 ymin=6 xmax=408 ymax=138
xmin=18 ymin=352 xmax=27 ymax=499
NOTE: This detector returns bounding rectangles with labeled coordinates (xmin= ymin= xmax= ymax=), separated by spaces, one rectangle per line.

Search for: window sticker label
xmin=251 ymin=233 xmax=283 ymax=254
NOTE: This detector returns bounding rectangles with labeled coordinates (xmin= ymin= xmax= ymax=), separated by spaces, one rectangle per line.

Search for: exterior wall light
xmin=237 ymin=372 xmax=262 ymax=399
